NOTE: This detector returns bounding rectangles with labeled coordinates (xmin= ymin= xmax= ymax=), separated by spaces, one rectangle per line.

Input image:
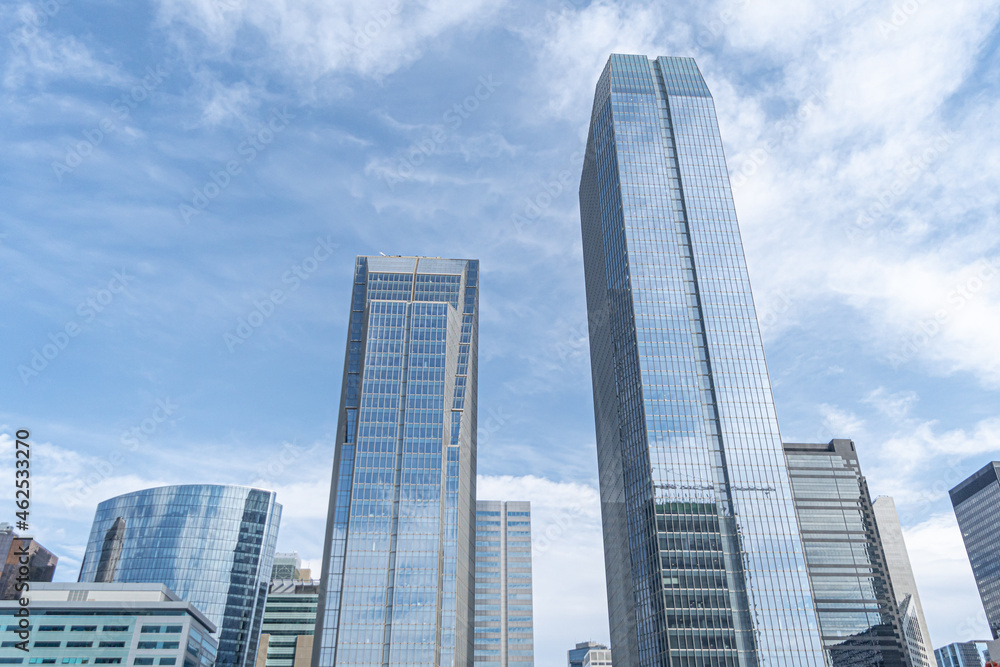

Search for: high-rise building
xmin=568 ymin=642 xmax=611 ymax=667
xmin=78 ymin=485 xmax=282 ymax=667
xmin=936 ymin=642 xmax=986 ymax=667
xmin=0 ymin=522 xmax=58 ymax=599
xmin=784 ymin=440 xmax=911 ymax=666
xmin=314 ymin=256 xmax=479 ymax=667
xmin=579 ymin=53 xmax=824 ymax=667
xmin=256 ymin=577 xmax=320 ymax=667
xmin=474 ymin=501 xmax=534 ymax=667
xmin=950 ymin=462 xmax=1000 ymax=639
xmin=874 ymin=496 xmax=935 ymax=667
xmin=0 ymin=582 xmax=218 ymax=667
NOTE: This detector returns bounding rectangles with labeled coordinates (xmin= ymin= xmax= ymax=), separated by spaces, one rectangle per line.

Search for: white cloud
xmin=904 ymin=513 xmax=990 ymax=646
xmin=154 ymin=0 xmax=507 ymax=80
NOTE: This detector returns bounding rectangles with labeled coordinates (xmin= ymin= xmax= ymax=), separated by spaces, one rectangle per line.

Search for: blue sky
xmin=2 ymin=0 xmax=1000 ymax=662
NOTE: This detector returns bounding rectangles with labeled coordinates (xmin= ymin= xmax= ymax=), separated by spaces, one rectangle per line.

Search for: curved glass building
xmin=78 ymin=484 xmax=282 ymax=667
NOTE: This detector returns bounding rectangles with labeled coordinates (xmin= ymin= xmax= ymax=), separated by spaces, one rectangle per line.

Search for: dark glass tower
xmin=78 ymin=484 xmax=282 ymax=667
xmin=315 ymin=256 xmax=479 ymax=667
xmin=784 ymin=440 xmax=911 ymax=667
xmin=579 ymin=54 xmax=823 ymax=667
xmin=950 ymin=462 xmax=1000 ymax=640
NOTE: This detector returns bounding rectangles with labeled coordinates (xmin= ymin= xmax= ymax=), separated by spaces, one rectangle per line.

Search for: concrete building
xmin=874 ymin=496 xmax=935 ymax=667
xmin=0 ymin=582 xmax=217 ymax=667
xmin=568 ymin=642 xmax=611 ymax=667
xmin=0 ymin=523 xmax=57 ymax=599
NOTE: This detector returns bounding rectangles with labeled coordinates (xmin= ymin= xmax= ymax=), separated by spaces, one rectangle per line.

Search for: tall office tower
xmin=784 ymin=440 xmax=911 ymax=667
xmin=0 ymin=522 xmax=58 ymax=599
xmin=315 ymin=256 xmax=479 ymax=667
xmin=936 ymin=642 xmax=987 ymax=667
xmin=950 ymin=462 xmax=1000 ymax=640
xmin=568 ymin=642 xmax=612 ymax=667
xmin=78 ymin=485 xmax=282 ymax=667
xmin=474 ymin=501 xmax=534 ymax=667
xmin=579 ymin=53 xmax=824 ymax=667
xmin=874 ymin=496 xmax=935 ymax=667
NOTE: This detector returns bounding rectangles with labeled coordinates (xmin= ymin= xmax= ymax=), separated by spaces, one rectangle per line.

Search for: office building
xmin=474 ymin=501 xmax=534 ymax=667
xmin=785 ymin=440 xmax=910 ymax=666
xmin=936 ymin=642 xmax=986 ymax=667
xmin=579 ymin=53 xmax=824 ymax=666
xmin=315 ymin=256 xmax=479 ymax=667
xmin=0 ymin=582 xmax=217 ymax=667
xmin=568 ymin=642 xmax=611 ymax=667
xmin=0 ymin=523 xmax=58 ymax=599
xmin=951 ymin=463 xmax=1000 ymax=639
xmin=874 ymin=496 xmax=935 ymax=667
xmin=256 ymin=578 xmax=319 ymax=667
xmin=78 ymin=485 xmax=282 ymax=667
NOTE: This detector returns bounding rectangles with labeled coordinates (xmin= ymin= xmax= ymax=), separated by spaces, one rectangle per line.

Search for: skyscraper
xmin=78 ymin=484 xmax=282 ymax=667
xmin=257 ymin=557 xmax=320 ymax=667
xmin=784 ymin=440 xmax=910 ymax=667
xmin=874 ymin=496 xmax=934 ymax=667
xmin=474 ymin=500 xmax=534 ymax=667
xmin=950 ymin=462 xmax=1000 ymax=640
xmin=568 ymin=642 xmax=612 ymax=667
xmin=0 ymin=522 xmax=58 ymax=599
xmin=579 ymin=54 xmax=824 ymax=666
xmin=315 ymin=256 xmax=479 ymax=667
xmin=935 ymin=642 xmax=987 ymax=667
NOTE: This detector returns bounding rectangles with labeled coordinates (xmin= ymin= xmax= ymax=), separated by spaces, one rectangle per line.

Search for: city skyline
xmin=4 ymin=1 xmax=1000 ymax=664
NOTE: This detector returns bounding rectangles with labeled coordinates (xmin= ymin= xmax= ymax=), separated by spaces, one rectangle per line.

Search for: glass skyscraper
xmin=78 ymin=484 xmax=282 ymax=667
xmin=579 ymin=54 xmax=824 ymax=667
xmin=314 ymin=256 xmax=479 ymax=667
xmin=950 ymin=462 xmax=1000 ymax=640
xmin=474 ymin=500 xmax=534 ymax=667
xmin=784 ymin=440 xmax=910 ymax=667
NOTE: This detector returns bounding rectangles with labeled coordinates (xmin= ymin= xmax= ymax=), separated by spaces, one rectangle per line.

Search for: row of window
xmin=10 ymin=659 xmax=177 ymax=666
xmin=4 ymin=626 xmax=128 ymax=633
xmin=22 ymin=642 xmax=179 ymax=650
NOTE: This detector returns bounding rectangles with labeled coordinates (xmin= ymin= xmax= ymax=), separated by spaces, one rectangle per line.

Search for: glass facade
xmin=579 ymin=54 xmax=824 ymax=667
xmin=474 ymin=501 xmax=534 ymax=667
xmin=873 ymin=497 xmax=934 ymax=667
xmin=935 ymin=643 xmax=986 ymax=667
xmin=77 ymin=485 xmax=282 ymax=667
xmin=784 ymin=440 xmax=910 ymax=667
xmin=315 ymin=256 xmax=479 ymax=667
xmin=950 ymin=462 xmax=1000 ymax=640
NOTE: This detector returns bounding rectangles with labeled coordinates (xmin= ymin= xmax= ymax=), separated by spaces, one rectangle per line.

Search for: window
xmin=141 ymin=626 xmax=162 ymax=634
xmin=71 ymin=626 xmax=97 ymax=632
xmin=158 ymin=660 xmax=176 ymax=666
xmin=39 ymin=626 xmax=65 ymax=632
xmin=66 ymin=643 xmax=94 ymax=648
xmin=95 ymin=661 xmax=122 ymax=665
xmin=33 ymin=642 xmax=61 ymax=648
xmin=138 ymin=642 xmax=179 ymax=650
xmin=164 ymin=627 xmax=182 ymax=634
xmin=1 ymin=644 xmax=18 ymax=648
xmin=61 ymin=661 xmax=89 ymax=665
xmin=102 ymin=626 xmax=130 ymax=632
xmin=28 ymin=662 xmax=55 ymax=665
xmin=0 ymin=660 xmax=23 ymax=665
xmin=99 ymin=642 xmax=126 ymax=648
xmin=134 ymin=660 xmax=154 ymax=666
